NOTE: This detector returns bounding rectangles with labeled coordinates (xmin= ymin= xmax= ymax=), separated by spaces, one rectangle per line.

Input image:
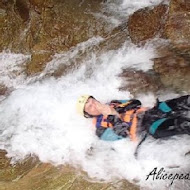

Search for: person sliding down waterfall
xmin=76 ymin=95 xmax=190 ymax=143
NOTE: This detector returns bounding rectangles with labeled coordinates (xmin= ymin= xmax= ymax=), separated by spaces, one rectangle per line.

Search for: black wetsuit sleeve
xmin=107 ymin=115 xmax=130 ymax=137
xmin=164 ymin=95 xmax=190 ymax=111
xmin=152 ymin=118 xmax=190 ymax=139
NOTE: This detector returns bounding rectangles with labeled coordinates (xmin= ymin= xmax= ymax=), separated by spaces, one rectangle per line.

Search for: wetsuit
xmin=94 ymin=95 xmax=190 ymax=141
xmin=143 ymin=95 xmax=190 ymax=139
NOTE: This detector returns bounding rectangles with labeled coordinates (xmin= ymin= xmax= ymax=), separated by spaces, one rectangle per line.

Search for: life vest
xmin=93 ymin=104 xmax=146 ymax=141
xmin=126 ymin=108 xmax=147 ymax=141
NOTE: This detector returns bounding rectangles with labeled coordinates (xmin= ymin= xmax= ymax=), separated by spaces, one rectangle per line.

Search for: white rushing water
xmin=0 ymin=52 xmax=30 ymax=88
xmin=0 ymin=40 xmax=190 ymax=190
xmin=100 ymin=0 xmax=170 ymax=25
xmin=0 ymin=1 xmax=190 ymax=190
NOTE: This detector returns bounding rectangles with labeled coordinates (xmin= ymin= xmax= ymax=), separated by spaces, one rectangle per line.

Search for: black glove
xmin=107 ymin=115 xmax=131 ymax=137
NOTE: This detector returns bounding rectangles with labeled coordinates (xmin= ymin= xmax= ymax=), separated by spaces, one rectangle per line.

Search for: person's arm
xmin=95 ymin=101 xmax=120 ymax=117
xmin=115 ymin=99 xmax=142 ymax=113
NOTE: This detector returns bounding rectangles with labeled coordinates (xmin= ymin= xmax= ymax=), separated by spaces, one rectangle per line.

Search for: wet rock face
xmin=153 ymin=53 xmax=190 ymax=92
xmin=0 ymin=150 xmax=39 ymax=181
xmin=15 ymin=0 xmax=30 ymax=22
xmin=127 ymin=0 xmax=190 ymax=92
xmin=0 ymin=1 xmax=31 ymax=53
xmin=152 ymin=0 xmax=190 ymax=92
xmin=165 ymin=0 xmax=190 ymax=53
xmin=169 ymin=0 xmax=190 ymax=13
xmin=119 ymin=69 xmax=164 ymax=95
xmin=128 ymin=4 xmax=168 ymax=44
xmin=0 ymin=0 xmax=109 ymax=74
xmin=0 ymin=84 xmax=8 ymax=95
xmin=0 ymin=149 xmax=139 ymax=190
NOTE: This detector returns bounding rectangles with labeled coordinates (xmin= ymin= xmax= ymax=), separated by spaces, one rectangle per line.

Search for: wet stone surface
xmin=165 ymin=0 xmax=190 ymax=54
xmin=0 ymin=149 xmax=140 ymax=190
xmin=153 ymin=52 xmax=190 ymax=92
xmin=0 ymin=84 xmax=7 ymax=96
xmin=0 ymin=0 xmax=110 ymax=75
xmin=119 ymin=69 xmax=164 ymax=96
xmin=128 ymin=4 xmax=168 ymax=44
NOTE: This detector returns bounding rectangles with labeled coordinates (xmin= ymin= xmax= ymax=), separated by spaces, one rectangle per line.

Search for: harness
xmin=127 ymin=108 xmax=147 ymax=141
xmin=93 ymin=105 xmax=146 ymax=141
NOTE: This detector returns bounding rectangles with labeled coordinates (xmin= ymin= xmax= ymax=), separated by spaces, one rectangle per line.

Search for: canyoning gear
xmin=134 ymin=96 xmax=190 ymax=158
xmin=92 ymin=95 xmax=190 ymax=142
xmin=87 ymin=95 xmax=190 ymax=160
xmin=107 ymin=107 xmax=146 ymax=141
xmin=142 ymin=95 xmax=190 ymax=139
xmin=93 ymin=99 xmax=147 ymax=141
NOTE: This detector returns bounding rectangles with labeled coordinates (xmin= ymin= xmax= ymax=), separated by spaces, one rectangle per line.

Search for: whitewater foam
xmin=0 ymin=40 xmax=189 ymax=190
xmin=101 ymin=0 xmax=169 ymax=25
xmin=0 ymin=0 xmax=189 ymax=189
xmin=0 ymin=52 xmax=30 ymax=89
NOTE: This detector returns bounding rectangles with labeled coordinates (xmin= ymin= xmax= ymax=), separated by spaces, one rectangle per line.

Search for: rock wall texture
xmin=127 ymin=0 xmax=190 ymax=93
xmin=0 ymin=0 xmax=109 ymax=74
xmin=128 ymin=4 xmax=168 ymax=44
xmin=0 ymin=150 xmax=139 ymax=190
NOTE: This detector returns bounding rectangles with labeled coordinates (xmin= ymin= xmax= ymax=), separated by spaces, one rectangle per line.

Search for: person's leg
xmin=165 ymin=95 xmax=190 ymax=111
xmin=150 ymin=117 xmax=190 ymax=139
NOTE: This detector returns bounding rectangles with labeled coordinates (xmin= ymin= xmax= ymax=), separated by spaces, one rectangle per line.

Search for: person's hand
xmin=95 ymin=101 xmax=112 ymax=115
xmin=95 ymin=101 xmax=120 ymax=117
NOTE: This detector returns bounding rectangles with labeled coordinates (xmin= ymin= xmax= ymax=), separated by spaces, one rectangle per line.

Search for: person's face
xmin=84 ymin=98 xmax=101 ymax=116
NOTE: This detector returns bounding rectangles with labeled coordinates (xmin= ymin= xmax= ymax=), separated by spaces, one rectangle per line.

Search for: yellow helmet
xmin=76 ymin=95 xmax=91 ymax=116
